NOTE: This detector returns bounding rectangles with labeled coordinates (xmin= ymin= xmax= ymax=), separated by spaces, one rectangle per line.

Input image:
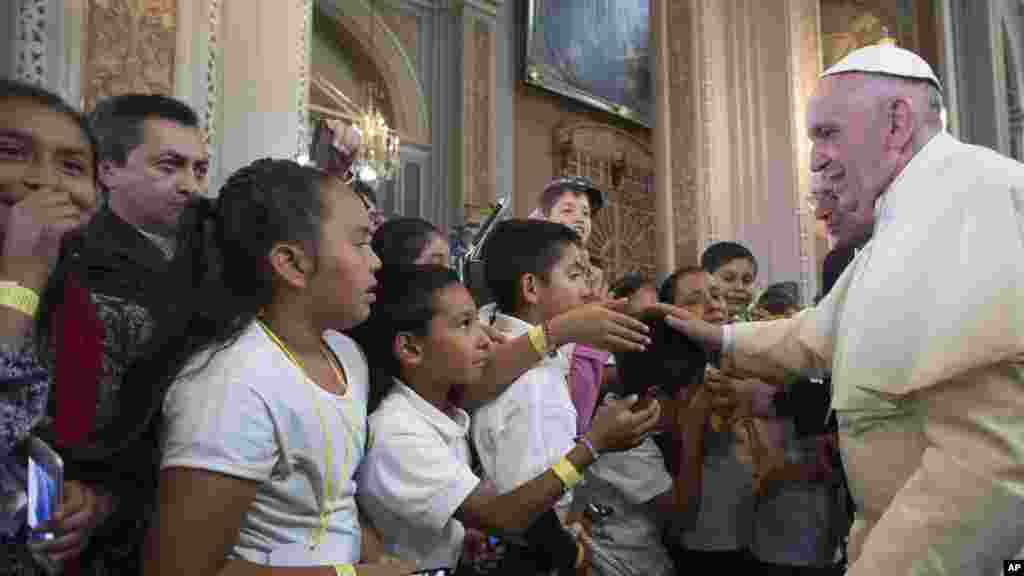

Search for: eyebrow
xmin=155 ymin=149 xmax=210 ymax=165
xmin=0 ymin=128 xmax=91 ymax=158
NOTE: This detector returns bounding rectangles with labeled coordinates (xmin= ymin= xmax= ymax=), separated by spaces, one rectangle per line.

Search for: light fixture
xmin=306 ymin=0 xmax=401 ymax=185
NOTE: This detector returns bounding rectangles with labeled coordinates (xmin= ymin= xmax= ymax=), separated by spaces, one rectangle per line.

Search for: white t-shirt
xmin=358 ymin=381 xmax=480 ymax=569
xmin=161 ymin=323 xmax=368 ymax=566
xmin=581 ymin=435 xmax=675 ymax=576
xmin=472 ymin=312 xmax=577 ymax=507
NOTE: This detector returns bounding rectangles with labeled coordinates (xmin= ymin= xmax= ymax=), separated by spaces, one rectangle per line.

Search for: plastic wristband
xmin=551 ymin=457 xmax=582 ymax=491
xmin=333 ymin=564 xmax=356 ymax=576
xmin=576 ymin=436 xmax=599 ymax=461
xmin=574 ymin=540 xmax=586 ymax=569
xmin=527 ymin=324 xmax=547 ymax=357
xmin=0 ymin=282 xmax=39 ymax=317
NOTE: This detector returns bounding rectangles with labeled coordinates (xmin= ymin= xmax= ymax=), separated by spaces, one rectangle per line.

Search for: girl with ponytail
xmin=141 ymin=159 xmax=412 ymax=576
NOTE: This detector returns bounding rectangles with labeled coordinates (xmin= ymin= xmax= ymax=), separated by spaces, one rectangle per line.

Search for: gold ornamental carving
xmin=83 ymin=0 xmax=177 ymax=111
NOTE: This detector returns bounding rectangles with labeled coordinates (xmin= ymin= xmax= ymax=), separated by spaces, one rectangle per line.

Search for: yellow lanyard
xmin=256 ymin=320 xmax=351 ymax=550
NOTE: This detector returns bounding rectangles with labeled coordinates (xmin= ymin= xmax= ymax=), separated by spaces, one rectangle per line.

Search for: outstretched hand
xmin=548 ymin=299 xmax=652 ymax=353
xmin=648 ymin=303 xmax=725 ymax=352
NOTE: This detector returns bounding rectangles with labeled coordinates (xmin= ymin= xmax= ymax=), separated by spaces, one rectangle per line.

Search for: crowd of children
xmin=0 ymin=79 xmax=848 ymax=576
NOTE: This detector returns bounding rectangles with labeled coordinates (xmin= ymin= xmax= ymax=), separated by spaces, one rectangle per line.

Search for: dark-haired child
xmin=356 ymin=266 xmax=658 ymax=572
xmin=143 ymin=159 xmax=413 ymax=575
xmin=473 ymin=219 xmax=660 ymax=570
xmin=0 ymin=78 xmax=100 ymax=575
xmin=701 ymin=241 xmax=758 ymax=321
xmin=578 ymin=313 xmax=711 ymax=576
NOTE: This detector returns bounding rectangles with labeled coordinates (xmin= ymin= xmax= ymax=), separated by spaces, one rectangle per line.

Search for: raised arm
xmin=458 ymin=396 xmax=659 ymax=535
xmin=462 ymin=300 xmax=651 ymax=408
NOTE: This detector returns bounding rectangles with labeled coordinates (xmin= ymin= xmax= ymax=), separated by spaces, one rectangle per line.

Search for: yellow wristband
xmin=551 ymin=457 xmax=582 ymax=490
xmin=0 ymin=283 xmax=39 ymax=317
xmin=527 ymin=324 xmax=547 ymax=357
xmin=333 ymin=564 xmax=356 ymax=576
xmin=575 ymin=540 xmax=586 ymax=569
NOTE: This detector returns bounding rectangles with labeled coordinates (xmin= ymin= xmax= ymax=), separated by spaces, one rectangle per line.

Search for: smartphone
xmin=407 ymin=569 xmax=454 ymax=576
xmin=26 ymin=436 xmax=62 ymax=541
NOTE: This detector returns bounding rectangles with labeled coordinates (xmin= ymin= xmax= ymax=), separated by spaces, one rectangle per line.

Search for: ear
xmin=268 ymin=242 xmax=313 ymax=290
xmin=520 ymin=273 xmax=541 ymax=306
xmin=886 ymin=97 xmax=915 ymax=151
xmin=394 ymin=332 xmax=424 ymax=368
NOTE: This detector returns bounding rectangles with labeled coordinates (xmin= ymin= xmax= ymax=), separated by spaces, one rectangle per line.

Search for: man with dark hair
xmin=38 ymin=93 xmax=207 ymax=575
xmin=89 ymin=93 xmax=207 ymax=248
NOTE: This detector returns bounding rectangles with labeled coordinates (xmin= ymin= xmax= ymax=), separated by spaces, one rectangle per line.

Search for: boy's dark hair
xmin=610 ymin=272 xmax=655 ymax=300
xmin=97 ymin=158 xmax=339 ymax=451
xmin=657 ymin=265 xmax=703 ymax=304
xmin=89 ymin=93 xmax=200 ymax=165
xmin=372 ymin=217 xmax=441 ymax=271
xmin=483 ymin=219 xmax=581 ymax=315
xmin=757 ymin=281 xmax=801 ymax=315
xmin=538 ymin=176 xmax=605 ymax=215
xmin=616 ymin=312 xmax=707 ymax=400
xmin=354 ymin=265 xmax=461 ymax=412
xmin=700 ymin=241 xmax=758 ymax=276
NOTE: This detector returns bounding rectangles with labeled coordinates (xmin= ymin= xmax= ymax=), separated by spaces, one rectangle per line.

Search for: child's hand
xmin=586 ymin=395 xmax=660 ymax=454
xmin=547 ymin=300 xmax=651 ymax=352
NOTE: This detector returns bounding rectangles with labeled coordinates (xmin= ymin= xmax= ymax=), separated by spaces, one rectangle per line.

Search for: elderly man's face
xmin=807 ymin=75 xmax=896 ymax=232
xmin=811 ymin=173 xmax=873 ymax=250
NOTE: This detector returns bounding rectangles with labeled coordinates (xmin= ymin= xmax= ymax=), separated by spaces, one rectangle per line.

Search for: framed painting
xmin=524 ymin=0 xmax=652 ymax=127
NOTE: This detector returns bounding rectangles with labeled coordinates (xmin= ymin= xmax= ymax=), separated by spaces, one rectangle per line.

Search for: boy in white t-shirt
xmin=355 ymin=266 xmax=659 ymax=573
xmin=472 ymin=220 xmax=592 ymax=508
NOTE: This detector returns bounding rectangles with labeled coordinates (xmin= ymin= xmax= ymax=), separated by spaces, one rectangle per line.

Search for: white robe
xmin=722 ymin=131 xmax=1024 ymax=575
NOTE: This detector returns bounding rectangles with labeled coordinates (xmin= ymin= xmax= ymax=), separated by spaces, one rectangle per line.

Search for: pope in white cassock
xmin=667 ymin=43 xmax=1024 ymax=575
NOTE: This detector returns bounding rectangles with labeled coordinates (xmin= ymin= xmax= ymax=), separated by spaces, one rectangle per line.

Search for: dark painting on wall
xmin=525 ymin=0 xmax=652 ymax=127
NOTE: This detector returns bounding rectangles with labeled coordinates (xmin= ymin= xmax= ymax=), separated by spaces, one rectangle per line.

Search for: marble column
xmin=453 ymin=1 xmax=501 ymax=229
xmin=651 ymin=0 xmax=675 ymax=280
xmin=674 ymin=0 xmax=821 ymax=302
xmin=212 ymin=0 xmax=313 ymax=188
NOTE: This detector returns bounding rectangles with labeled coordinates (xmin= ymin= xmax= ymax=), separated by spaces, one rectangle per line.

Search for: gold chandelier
xmin=311 ymin=75 xmax=401 ymax=184
xmin=353 ymin=83 xmax=400 ymax=183
xmin=307 ymin=0 xmax=400 ymax=184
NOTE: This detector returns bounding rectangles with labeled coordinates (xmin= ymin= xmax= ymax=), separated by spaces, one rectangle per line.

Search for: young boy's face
xmin=711 ymin=257 xmax=756 ymax=318
xmin=537 ymin=243 xmax=591 ymax=321
xmin=545 ymin=190 xmax=592 ymax=245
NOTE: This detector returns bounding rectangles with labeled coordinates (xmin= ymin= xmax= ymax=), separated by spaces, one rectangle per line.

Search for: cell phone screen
xmin=26 ymin=438 xmax=62 ymax=542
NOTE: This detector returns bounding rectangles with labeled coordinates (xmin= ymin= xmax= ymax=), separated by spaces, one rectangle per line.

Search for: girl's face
xmin=0 ymin=99 xmax=97 ymax=238
xmin=711 ymin=258 xmax=756 ymax=317
xmin=312 ymin=179 xmax=382 ymax=330
xmin=418 ymin=283 xmax=493 ymax=390
xmin=414 ymin=233 xmax=450 ymax=269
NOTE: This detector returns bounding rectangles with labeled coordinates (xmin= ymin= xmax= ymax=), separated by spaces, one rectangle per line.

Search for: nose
xmin=177 ymin=165 xmax=203 ymax=197
xmin=810 ymin=144 xmax=830 ymax=173
xmin=368 ymin=244 xmax=382 ymax=273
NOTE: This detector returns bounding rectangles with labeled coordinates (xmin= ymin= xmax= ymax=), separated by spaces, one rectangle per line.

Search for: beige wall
xmin=512 ymin=83 xmax=651 ymax=219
